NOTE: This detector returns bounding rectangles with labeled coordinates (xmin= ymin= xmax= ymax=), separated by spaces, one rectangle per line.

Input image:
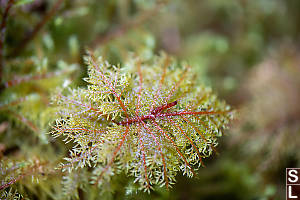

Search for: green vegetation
xmin=1 ymin=0 xmax=299 ymax=199
xmin=51 ymin=52 xmax=232 ymax=192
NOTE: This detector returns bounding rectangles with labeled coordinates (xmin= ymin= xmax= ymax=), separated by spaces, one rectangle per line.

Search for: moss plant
xmin=51 ymin=52 xmax=233 ymax=192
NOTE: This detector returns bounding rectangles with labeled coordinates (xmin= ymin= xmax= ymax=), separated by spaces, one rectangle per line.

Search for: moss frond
xmin=51 ymin=52 xmax=234 ymax=191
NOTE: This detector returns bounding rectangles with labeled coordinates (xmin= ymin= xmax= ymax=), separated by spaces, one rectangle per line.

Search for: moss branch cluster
xmin=51 ymin=52 xmax=234 ymax=191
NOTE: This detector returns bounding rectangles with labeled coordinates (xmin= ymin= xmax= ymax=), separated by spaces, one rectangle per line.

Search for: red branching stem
xmin=193 ymin=115 xmax=219 ymax=154
xmin=10 ymin=0 xmax=64 ymax=57
xmin=140 ymin=120 xmax=169 ymax=189
xmin=134 ymin=68 xmax=151 ymax=188
xmin=176 ymin=74 xmax=197 ymax=101
xmin=165 ymin=67 xmax=190 ymax=103
xmin=0 ymin=175 xmax=23 ymax=191
xmin=151 ymin=100 xmax=177 ymax=115
xmin=180 ymin=115 xmax=218 ymax=154
xmin=150 ymin=56 xmax=170 ymax=110
xmin=194 ymin=115 xmax=214 ymax=132
xmin=95 ymin=126 xmax=130 ymax=185
xmin=120 ymin=101 xmax=178 ymax=126
xmin=90 ymin=54 xmax=129 ymax=118
xmin=158 ymin=56 xmax=170 ymax=88
xmin=180 ymin=116 xmax=206 ymax=142
xmin=119 ymin=109 xmax=224 ymax=126
xmin=167 ymin=118 xmax=204 ymax=166
xmin=119 ymin=115 xmax=154 ymax=125
xmin=152 ymin=120 xmax=196 ymax=176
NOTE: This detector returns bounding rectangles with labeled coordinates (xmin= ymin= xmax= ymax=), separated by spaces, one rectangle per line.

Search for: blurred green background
xmin=1 ymin=0 xmax=300 ymax=199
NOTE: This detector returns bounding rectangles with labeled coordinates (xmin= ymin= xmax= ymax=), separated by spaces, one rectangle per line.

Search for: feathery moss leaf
xmin=51 ymin=52 xmax=234 ymax=191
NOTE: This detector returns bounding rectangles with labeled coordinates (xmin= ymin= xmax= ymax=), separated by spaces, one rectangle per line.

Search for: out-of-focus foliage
xmin=229 ymin=45 xmax=300 ymax=199
xmin=1 ymin=0 xmax=300 ymax=199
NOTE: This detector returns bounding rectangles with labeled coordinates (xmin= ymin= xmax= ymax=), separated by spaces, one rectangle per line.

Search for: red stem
xmin=152 ymin=120 xmax=196 ymax=176
xmin=151 ymin=100 xmax=177 ymax=115
xmin=150 ymin=56 xmax=170 ymax=110
xmin=0 ymin=174 xmax=23 ymax=191
xmin=167 ymin=118 xmax=204 ymax=166
xmin=89 ymin=54 xmax=129 ymax=118
xmin=119 ymin=110 xmax=225 ymax=126
xmin=95 ymin=126 xmax=130 ymax=185
xmin=165 ymin=67 xmax=189 ymax=103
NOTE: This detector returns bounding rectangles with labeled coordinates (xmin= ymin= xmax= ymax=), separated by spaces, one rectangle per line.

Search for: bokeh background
xmin=1 ymin=0 xmax=300 ymax=199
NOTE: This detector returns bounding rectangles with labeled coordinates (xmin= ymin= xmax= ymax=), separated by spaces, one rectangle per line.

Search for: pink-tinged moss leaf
xmin=51 ymin=52 xmax=234 ymax=191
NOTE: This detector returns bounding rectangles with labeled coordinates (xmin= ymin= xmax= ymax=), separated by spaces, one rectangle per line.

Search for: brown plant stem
xmin=0 ymin=97 xmax=26 ymax=110
xmin=89 ymin=2 xmax=164 ymax=49
xmin=9 ymin=0 xmax=64 ymax=57
xmin=7 ymin=109 xmax=39 ymax=133
xmin=0 ymin=0 xmax=15 ymax=89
